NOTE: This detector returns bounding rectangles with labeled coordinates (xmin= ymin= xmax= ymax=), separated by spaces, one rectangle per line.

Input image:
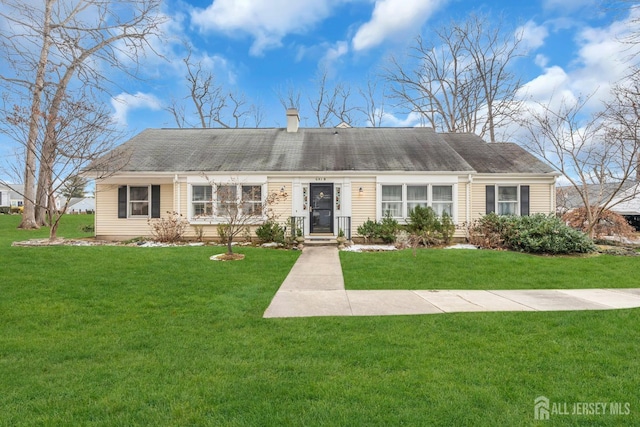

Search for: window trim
xmin=129 ymin=185 xmax=150 ymax=218
xmin=117 ymin=185 xmax=159 ymax=219
xmin=487 ymin=184 xmax=530 ymax=216
xmin=189 ymin=183 xmax=266 ymax=222
xmin=378 ymin=183 xmax=456 ymax=221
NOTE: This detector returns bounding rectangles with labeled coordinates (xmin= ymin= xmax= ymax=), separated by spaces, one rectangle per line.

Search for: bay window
xmin=192 ymin=185 xmax=213 ymax=217
xmin=381 ymin=185 xmax=402 ymax=217
xmin=432 ymin=185 xmax=453 ymax=217
xmin=380 ymin=184 xmax=455 ymax=219
xmin=191 ymin=184 xmax=263 ymax=219
xmin=407 ymin=185 xmax=428 ymax=213
xmin=242 ymin=185 xmax=263 ymax=216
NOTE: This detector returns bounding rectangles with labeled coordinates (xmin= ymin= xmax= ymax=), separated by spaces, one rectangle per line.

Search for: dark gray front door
xmin=310 ymin=183 xmax=333 ymax=233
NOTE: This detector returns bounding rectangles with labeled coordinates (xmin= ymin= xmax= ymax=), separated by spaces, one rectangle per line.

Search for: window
xmin=381 ymin=185 xmax=402 ymax=217
xmin=432 ymin=185 xmax=453 ymax=217
xmin=216 ymin=185 xmax=237 ymax=216
xmin=407 ymin=185 xmax=428 ymax=213
xmin=380 ymin=184 xmax=454 ymax=219
xmin=190 ymin=184 xmax=263 ymax=219
xmin=192 ymin=185 xmax=213 ymax=217
xmin=118 ymin=185 xmax=159 ymax=219
xmin=129 ymin=186 xmax=149 ymax=217
xmin=498 ymin=186 xmax=518 ymax=215
xmin=242 ymin=185 xmax=262 ymax=216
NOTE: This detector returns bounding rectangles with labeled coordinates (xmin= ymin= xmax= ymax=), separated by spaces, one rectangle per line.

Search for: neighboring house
xmin=67 ymin=197 xmax=95 ymax=213
xmin=0 ymin=184 xmax=25 ymax=213
xmin=556 ymin=182 xmax=640 ymax=230
xmin=85 ymin=109 xmax=558 ymax=241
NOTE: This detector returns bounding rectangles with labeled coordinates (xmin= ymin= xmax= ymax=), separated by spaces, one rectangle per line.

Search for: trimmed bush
xmin=406 ymin=206 xmax=456 ymax=246
xmin=469 ymin=213 xmax=595 ymax=254
xmin=379 ymin=214 xmax=399 ymax=243
xmin=255 ymin=220 xmax=285 ymax=243
xmin=356 ymin=215 xmax=399 ymax=243
xmin=357 ymin=218 xmax=382 ymax=243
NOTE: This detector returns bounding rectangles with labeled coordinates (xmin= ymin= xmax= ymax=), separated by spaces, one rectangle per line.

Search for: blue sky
xmin=113 ymin=0 xmax=638 ymax=131
xmin=1 ymin=0 xmax=639 ymax=182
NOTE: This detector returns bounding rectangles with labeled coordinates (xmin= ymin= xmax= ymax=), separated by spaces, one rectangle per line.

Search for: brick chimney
xmin=286 ymin=108 xmax=299 ymax=133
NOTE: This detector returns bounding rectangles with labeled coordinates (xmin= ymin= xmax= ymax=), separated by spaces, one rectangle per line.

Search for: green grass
xmin=1 ymin=214 xmax=639 ymax=426
xmin=341 ymin=248 xmax=640 ymax=290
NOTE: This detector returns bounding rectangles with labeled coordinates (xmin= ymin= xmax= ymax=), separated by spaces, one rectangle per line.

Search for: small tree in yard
xmin=212 ymin=180 xmax=287 ymax=256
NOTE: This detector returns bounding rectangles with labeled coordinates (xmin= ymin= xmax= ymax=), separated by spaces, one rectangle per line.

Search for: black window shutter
xmin=118 ymin=186 xmax=127 ymax=218
xmin=151 ymin=185 xmax=161 ymax=218
xmin=520 ymin=185 xmax=530 ymax=216
xmin=486 ymin=186 xmax=495 ymax=214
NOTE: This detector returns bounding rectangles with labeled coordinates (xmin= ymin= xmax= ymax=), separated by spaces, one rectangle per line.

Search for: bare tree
xmin=206 ymin=179 xmax=287 ymax=256
xmin=276 ymin=81 xmax=302 ymax=113
xmin=0 ymin=0 xmax=165 ymax=229
xmin=385 ymin=14 xmax=523 ymax=141
xmin=518 ymin=86 xmax=640 ymax=237
xmin=167 ymin=51 xmax=263 ymax=128
xmin=358 ymin=79 xmax=387 ymax=127
xmin=308 ymin=69 xmax=358 ymax=127
xmin=6 ymin=91 xmax=127 ymax=239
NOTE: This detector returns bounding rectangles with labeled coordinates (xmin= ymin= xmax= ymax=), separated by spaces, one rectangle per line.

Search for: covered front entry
xmin=309 ymin=183 xmax=333 ymax=233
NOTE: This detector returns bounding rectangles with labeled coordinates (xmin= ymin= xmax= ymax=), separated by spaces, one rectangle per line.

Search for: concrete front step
xmin=302 ymin=238 xmax=350 ymax=247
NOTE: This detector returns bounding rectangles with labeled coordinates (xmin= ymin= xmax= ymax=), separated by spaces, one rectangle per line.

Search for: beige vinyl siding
xmin=95 ymin=183 xmax=174 ymax=240
xmin=529 ymin=183 xmax=553 ymax=214
xmin=453 ymin=180 xmax=469 ymax=238
xmin=267 ymin=181 xmax=292 ymax=226
xmin=456 ymin=180 xmax=467 ymax=224
xmin=470 ymin=181 xmax=554 ymax=221
xmin=471 ymin=182 xmax=487 ymax=221
xmin=351 ymin=182 xmax=376 ymax=235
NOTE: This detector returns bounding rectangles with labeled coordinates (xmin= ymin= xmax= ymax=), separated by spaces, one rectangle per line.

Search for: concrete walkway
xmin=263 ymin=246 xmax=640 ymax=318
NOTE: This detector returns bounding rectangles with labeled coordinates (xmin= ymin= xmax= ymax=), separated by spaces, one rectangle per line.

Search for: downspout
xmin=174 ymin=174 xmax=180 ymax=215
xmin=551 ymin=175 xmax=557 ymax=214
xmin=466 ymin=174 xmax=473 ymax=226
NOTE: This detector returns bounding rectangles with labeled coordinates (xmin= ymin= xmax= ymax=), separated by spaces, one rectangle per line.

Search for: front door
xmin=310 ymin=183 xmax=333 ymax=233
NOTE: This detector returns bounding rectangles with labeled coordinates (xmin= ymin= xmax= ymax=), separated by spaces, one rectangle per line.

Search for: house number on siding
xmin=314 ymin=177 xmax=327 ymax=181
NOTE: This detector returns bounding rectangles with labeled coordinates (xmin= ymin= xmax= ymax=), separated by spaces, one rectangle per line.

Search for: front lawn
xmin=341 ymin=248 xmax=640 ymax=290
xmin=1 ymin=215 xmax=639 ymax=425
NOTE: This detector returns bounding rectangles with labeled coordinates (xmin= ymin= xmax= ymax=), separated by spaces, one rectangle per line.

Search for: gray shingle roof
xmin=440 ymin=133 xmax=555 ymax=174
xmin=90 ymin=127 xmax=554 ymax=174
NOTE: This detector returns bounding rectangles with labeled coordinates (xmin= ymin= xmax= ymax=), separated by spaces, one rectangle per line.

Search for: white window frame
xmin=381 ymin=185 xmax=403 ymax=218
xmin=128 ymin=185 xmax=151 ymax=218
xmin=379 ymin=183 xmax=456 ymax=221
xmin=406 ymin=185 xmax=429 ymax=214
xmin=497 ymin=185 xmax=519 ymax=216
xmin=190 ymin=183 xmax=265 ymax=222
xmin=191 ymin=185 xmax=214 ymax=218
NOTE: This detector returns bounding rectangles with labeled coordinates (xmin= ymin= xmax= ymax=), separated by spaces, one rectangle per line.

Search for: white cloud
xmin=380 ymin=110 xmax=423 ymax=127
xmin=518 ymin=20 xmax=549 ymax=51
xmin=191 ymin=0 xmax=342 ymax=56
xmin=352 ymin=0 xmax=447 ymax=52
xmin=519 ymin=10 xmax=640 ymax=108
xmin=321 ymin=40 xmax=349 ymax=68
xmin=535 ymin=54 xmax=549 ymax=68
xmin=111 ymin=92 xmax=162 ymax=126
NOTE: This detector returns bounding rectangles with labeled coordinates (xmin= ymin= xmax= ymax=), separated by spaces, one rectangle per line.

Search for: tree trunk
xmin=18 ymin=0 xmax=53 ymax=229
xmin=227 ymin=237 xmax=233 ymax=255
